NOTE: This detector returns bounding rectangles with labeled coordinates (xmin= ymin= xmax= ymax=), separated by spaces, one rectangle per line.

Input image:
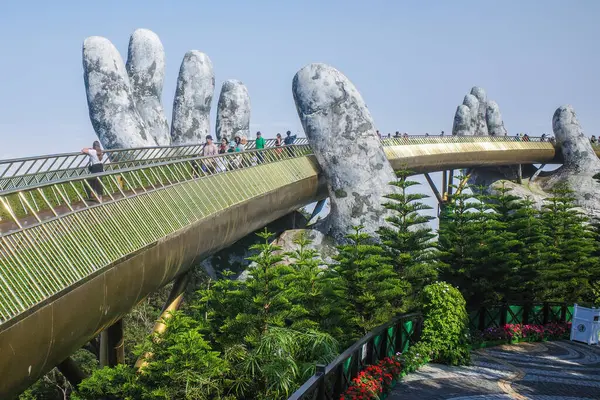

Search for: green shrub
xmin=416 ymin=282 xmax=470 ymax=365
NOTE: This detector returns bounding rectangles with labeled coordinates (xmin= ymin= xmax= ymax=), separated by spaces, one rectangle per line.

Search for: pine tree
xmin=538 ymin=184 xmax=600 ymax=302
xmin=378 ymin=168 xmax=438 ymax=301
xmin=281 ymin=232 xmax=347 ymax=338
xmin=437 ymin=186 xmax=480 ymax=303
xmin=199 ymin=230 xmax=293 ymax=348
xmin=197 ymin=230 xmax=339 ymax=399
xmin=334 ymin=226 xmax=410 ymax=336
xmin=470 ymin=184 xmax=521 ymax=304
xmin=506 ymin=196 xmax=549 ymax=302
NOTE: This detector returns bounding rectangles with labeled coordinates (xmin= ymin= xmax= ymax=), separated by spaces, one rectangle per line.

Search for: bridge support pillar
xmin=135 ymin=272 xmax=191 ymax=369
xmin=152 ymin=272 xmax=191 ymax=335
xmin=448 ymin=170 xmax=454 ymax=196
xmin=530 ymin=164 xmax=545 ymax=182
xmin=99 ymin=319 xmax=124 ymax=367
xmin=442 ymin=170 xmax=448 ymax=202
xmin=517 ymin=164 xmax=523 ymax=184
xmin=57 ymin=356 xmax=87 ymax=387
xmin=424 ymin=173 xmax=443 ymax=206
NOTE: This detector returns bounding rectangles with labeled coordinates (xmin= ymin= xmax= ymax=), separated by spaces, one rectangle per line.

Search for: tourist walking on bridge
xmin=219 ymin=137 xmax=229 ymax=154
xmin=201 ymin=135 xmax=218 ymax=173
xmin=255 ymin=131 xmax=265 ymax=163
xmin=284 ymin=130 xmax=296 ymax=157
xmin=284 ymin=130 xmax=297 ymax=145
xmin=234 ymin=135 xmax=245 ymax=152
xmin=275 ymin=133 xmax=283 ymax=156
xmin=202 ymin=135 xmax=218 ymax=157
xmin=81 ymin=141 xmax=104 ymax=201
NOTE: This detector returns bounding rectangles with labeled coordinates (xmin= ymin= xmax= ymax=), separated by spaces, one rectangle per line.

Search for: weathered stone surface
xmin=273 ymin=229 xmax=338 ymax=266
xmin=238 ymin=228 xmax=339 ymax=281
xmin=452 ymin=105 xmax=472 ymax=136
xmin=215 ymin=79 xmax=250 ymax=141
xmin=539 ymin=106 xmax=600 ymax=212
xmin=552 ymin=106 xmax=600 ymax=172
xmin=471 ymin=106 xmax=600 ymax=217
xmin=83 ymin=36 xmax=156 ymax=149
xmin=453 ymin=87 xmax=507 ymax=137
xmin=201 ymin=211 xmax=308 ymax=279
xmin=486 ymin=101 xmax=507 ymax=136
xmin=292 ymin=63 xmax=396 ymax=242
xmin=126 ymin=29 xmax=170 ymax=146
xmin=170 ymin=51 xmax=215 ymax=145
xmin=470 ymin=86 xmax=489 ymax=135
xmin=463 ymin=94 xmax=480 ymax=135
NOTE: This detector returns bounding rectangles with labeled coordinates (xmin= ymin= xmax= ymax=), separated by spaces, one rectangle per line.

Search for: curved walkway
xmin=390 ymin=341 xmax=600 ymax=399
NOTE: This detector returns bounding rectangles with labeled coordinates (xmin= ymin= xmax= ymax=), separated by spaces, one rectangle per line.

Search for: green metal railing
xmin=288 ymin=313 xmax=423 ymax=400
xmin=0 ymin=145 xmax=315 ymax=324
xmin=468 ymin=302 xmax=574 ymax=331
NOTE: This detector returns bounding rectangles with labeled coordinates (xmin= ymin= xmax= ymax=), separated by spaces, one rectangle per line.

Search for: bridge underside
xmin=0 ymin=140 xmax=577 ymax=398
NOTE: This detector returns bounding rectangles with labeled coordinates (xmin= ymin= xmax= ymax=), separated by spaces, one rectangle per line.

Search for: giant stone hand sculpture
xmin=539 ymin=106 xmax=600 ymax=212
xmin=293 ymin=63 xmax=396 ymax=242
xmin=83 ymin=28 xmax=249 ymax=149
xmin=83 ymin=36 xmax=155 ymax=149
xmin=452 ymin=87 xmax=600 ymax=215
xmin=126 ymin=29 xmax=170 ymax=146
xmin=171 ymin=51 xmax=215 ymax=145
xmin=452 ymin=86 xmax=507 ymax=136
xmin=215 ymin=80 xmax=251 ymax=141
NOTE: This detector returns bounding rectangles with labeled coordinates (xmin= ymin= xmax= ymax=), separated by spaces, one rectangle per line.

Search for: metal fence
xmin=288 ymin=313 xmax=423 ymax=400
xmin=468 ymin=302 xmax=574 ymax=331
xmin=1 ymin=135 xmax=555 ymax=195
xmin=0 ymin=144 xmax=316 ymax=323
xmin=0 ymin=138 xmax=310 ymax=193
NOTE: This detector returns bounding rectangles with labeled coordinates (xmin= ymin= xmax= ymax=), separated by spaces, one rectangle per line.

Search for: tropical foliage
xmin=22 ymin=169 xmax=598 ymax=400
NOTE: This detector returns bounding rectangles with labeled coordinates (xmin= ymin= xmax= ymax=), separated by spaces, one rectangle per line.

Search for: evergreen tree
xmin=199 ymin=230 xmax=292 ymax=348
xmin=470 ymin=184 xmax=521 ymax=304
xmin=538 ymin=184 xmax=600 ymax=302
xmin=74 ymin=312 xmax=231 ymax=400
xmin=506 ymin=196 xmax=549 ymax=302
xmin=334 ymin=226 xmax=410 ymax=336
xmin=197 ymin=230 xmax=339 ymax=399
xmin=437 ymin=185 xmax=480 ymax=302
xmin=378 ymin=168 xmax=438 ymax=301
xmin=281 ymin=232 xmax=348 ymax=338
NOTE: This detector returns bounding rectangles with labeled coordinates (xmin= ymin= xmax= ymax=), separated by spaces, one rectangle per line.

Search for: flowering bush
xmin=340 ymin=356 xmax=402 ymax=400
xmin=471 ymin=326 xmax=509 ymax=343
xmin=471 ymin=322 xmax=571 ymax=345
xmin=544 ymin=322 xmax=571 ymax=339
xmin=399 ymin=345 xmax=430 ymax=374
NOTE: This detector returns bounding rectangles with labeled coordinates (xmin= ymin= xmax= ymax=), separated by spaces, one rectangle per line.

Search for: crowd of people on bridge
xmin=374 ymin=130 xmax=558 ymax=143
xmin=82 ymin=125 xmax=598 ymax=201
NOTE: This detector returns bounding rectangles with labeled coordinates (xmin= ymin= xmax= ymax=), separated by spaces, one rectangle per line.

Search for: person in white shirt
xmin=81 ymin=141 xmax=105 ymax=200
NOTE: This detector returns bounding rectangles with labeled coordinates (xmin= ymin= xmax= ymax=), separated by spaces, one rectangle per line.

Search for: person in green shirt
xmin=255 ymin=131 xmax=265 ymax=163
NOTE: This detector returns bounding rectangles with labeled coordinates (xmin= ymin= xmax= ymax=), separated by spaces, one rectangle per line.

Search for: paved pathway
xmin=389 ymin=341 xmax=600 ymax=400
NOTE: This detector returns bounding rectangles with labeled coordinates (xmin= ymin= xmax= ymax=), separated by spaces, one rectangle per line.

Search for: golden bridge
xmin=0 ymin=135 xmax=586 ymax=397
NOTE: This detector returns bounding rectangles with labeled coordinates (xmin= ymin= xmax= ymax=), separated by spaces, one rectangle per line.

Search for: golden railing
xmin=0 ymin=145 xmax=315 ymax=324
xmin=0 ymin=135 xmax=568 ymax=325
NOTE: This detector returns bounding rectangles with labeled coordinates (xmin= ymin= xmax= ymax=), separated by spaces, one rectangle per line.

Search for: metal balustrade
xmin=0 ymin=134 xmax=582 ymax=324
xmin=0 ymin=144 xmax=314 ymax=323
xmin=0 ymin=138 xmax=310 ymax=193
xmin=1 ymin=136 xmax=558 ymax=195
xmin=469 ymin=302 xmax=574 ymax=331
xmin=289 ymin=313 xmax=423 ymax=400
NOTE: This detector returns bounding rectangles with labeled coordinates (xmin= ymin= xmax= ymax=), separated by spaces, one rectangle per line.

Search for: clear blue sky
xmin=0 ymin=0 xmax=599 ymax=159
